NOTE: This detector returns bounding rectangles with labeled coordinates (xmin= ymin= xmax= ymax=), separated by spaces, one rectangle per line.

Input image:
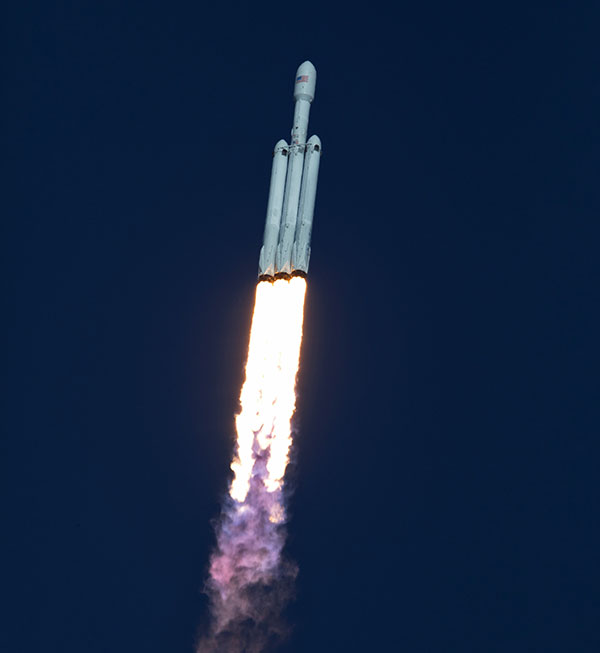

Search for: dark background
xmin=4 ymin=2 xmax=599 ymax=651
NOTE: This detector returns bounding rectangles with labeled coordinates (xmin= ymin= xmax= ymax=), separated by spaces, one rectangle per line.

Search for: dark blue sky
xmin=4 ymin=2 xmax=599 ymax=652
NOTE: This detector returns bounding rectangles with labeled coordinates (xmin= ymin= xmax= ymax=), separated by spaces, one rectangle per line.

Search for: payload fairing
xmin=258 ymin=61 xmax=322 ymax=280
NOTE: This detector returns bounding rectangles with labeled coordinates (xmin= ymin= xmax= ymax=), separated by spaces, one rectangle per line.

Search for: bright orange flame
xmin=230 ymin=277 xmax=307 ymax=506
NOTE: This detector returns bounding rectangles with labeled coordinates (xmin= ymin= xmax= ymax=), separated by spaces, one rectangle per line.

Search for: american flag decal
xmin=296 ymin=75 xmax=309 ymax=83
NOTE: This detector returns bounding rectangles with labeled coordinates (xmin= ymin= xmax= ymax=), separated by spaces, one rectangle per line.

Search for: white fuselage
xmin=258 ymin=61 xmax=322 ymax=279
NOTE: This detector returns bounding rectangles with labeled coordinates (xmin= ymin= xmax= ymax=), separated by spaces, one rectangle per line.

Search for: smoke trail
xmin=199 ymin=277 xmax=307 ymax=652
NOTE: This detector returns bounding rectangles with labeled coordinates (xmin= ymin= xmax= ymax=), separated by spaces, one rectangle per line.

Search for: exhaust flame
xmin=231 ymin=276 xmax=307 ymax=503
xmin=199 ymin=276 xmax=307 ymax=652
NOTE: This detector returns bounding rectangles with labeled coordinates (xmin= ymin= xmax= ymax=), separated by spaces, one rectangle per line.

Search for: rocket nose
xmin=296 ymin=60 xmax=316 ymax=78
xmin=273 ymin=139 xmax=289 ymax=156
xmin=294 ymin=61 xmax=317 ymax=102
xmin=307 ymin=135 xmax=321 ymax=152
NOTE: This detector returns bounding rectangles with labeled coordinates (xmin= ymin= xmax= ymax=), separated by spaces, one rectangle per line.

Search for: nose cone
xmin=273 ymin=139 xmax=289 ymax=156
xmin=294 ymin=60 xmax=317 ymax=102
xmin=296 ymin=60 xmax=316 ymax=78
xmin=307 ymin=135 xmax=321 ymax=152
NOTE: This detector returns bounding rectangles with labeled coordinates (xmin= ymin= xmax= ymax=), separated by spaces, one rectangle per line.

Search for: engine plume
xmin=199 ymin=276 xmax=307 ymax=652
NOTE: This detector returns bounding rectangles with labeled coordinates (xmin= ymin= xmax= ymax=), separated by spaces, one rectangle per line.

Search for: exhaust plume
xmin=199 ymin=276 xmax=307 ymax=652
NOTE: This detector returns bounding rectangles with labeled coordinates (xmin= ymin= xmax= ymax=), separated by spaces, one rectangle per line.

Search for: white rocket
xmin=258 ymin=61 xmax=322 ymax=280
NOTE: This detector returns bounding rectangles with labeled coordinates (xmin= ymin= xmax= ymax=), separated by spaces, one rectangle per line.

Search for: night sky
xmin=4 ymin=2 xmax=599 ymax=652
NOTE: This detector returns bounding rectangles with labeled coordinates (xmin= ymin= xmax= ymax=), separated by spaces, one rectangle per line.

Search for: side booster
xmin=258 ymin=61 xmax=322 ymax=280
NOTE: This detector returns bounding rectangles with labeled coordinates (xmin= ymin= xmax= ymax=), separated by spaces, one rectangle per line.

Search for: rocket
xmin=258 ymin=61 xmax=322 ymax=280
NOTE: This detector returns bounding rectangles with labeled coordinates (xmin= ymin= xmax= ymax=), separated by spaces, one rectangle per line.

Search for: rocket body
xmin=258 ymin=62 xmax=322 ymax=280
xmin=258 ymin=140 xmax=288 ymax=277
